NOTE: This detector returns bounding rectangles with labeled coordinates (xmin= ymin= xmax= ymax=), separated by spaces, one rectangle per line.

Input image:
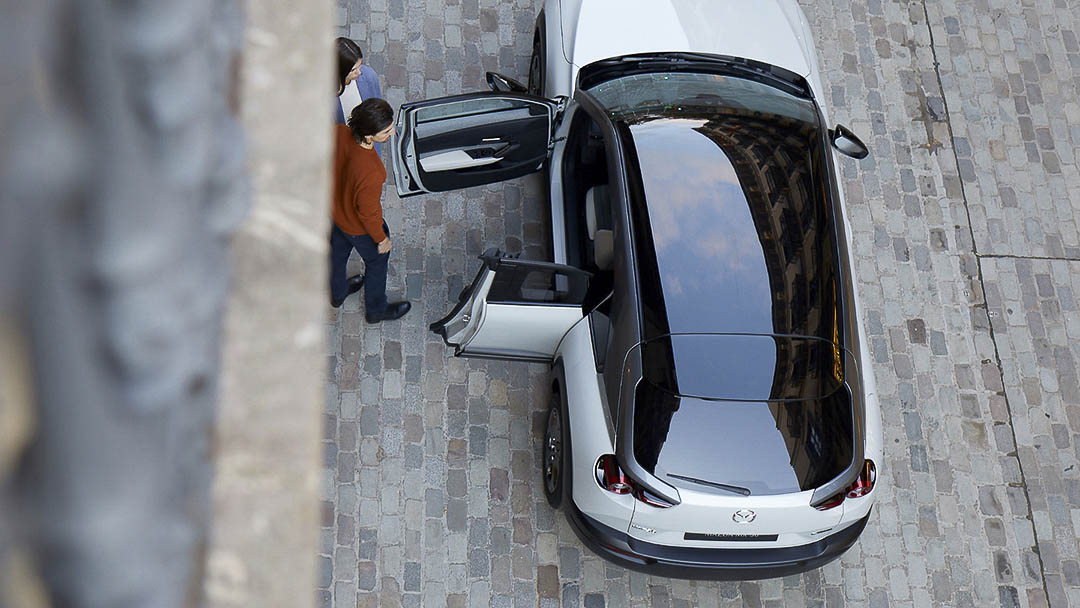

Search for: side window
xmin=486 ymin=261 xmax=588 ymax=305
xmin=588 ymin=306 xmax=612 ymax=372
xmin=415 ymin=97 xmax=542 ymax=127
xmin=562 ymin=110 xmax=615 ymax=273
xmin=584 ymin=184 xmax=615 ymax=272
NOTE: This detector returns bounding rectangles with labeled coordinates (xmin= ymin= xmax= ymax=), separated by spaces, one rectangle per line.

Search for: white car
xmin=392 ymin=0 xmax=882 ymax=579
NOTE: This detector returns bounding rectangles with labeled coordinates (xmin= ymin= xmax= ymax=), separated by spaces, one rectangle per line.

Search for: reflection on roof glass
xmin=619 ymin=95 xmax=842 ymax=344
xmin=641 ymin=334 xmax=846 ymax=401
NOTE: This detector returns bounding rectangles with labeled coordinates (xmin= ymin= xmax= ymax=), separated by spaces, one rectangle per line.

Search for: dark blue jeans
xmin=330 ymin=222 xmax=389 ymax=314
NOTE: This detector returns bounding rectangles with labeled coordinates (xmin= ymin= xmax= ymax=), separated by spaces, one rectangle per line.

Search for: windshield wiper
xmin=668 ymin=473 xmax=751 ymax=496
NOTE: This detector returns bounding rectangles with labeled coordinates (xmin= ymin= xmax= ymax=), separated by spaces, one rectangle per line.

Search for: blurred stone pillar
xmin=0 ymin=0 xmax=245 ymax=605
xmin=0 ymin=0 xmax=330 ymax=605
xmin=204 ymin=0 xmax=331 ymax=605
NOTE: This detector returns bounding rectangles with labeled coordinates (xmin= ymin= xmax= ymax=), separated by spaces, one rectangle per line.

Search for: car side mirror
xmin=486 ymin=71 xmax=528 ymax=93
xmin=830 ymin=124 xmax=869 ymax=159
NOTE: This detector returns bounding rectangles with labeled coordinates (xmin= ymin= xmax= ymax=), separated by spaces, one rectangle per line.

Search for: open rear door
xmin=392 ymin=93 xmax=559 ymax=197
xmin=430 ymin=249 xmax=590 ymax=362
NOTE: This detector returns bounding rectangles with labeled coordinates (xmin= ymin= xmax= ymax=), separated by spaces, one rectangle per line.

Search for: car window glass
xmin=587 ymin=294 xmax=613 ymax=371
xmin=640 ymin=334 xmax=846 ymax=401
xmin=633 ymin=381 xmax=853 ymax=495
xmin=587 ymin=72 xmax=816 ymax=124
xmin=417 ymin=97 xmax=516 ymax=122
xmin=615 ymin=102 xmax=843 ymax=345
xmin=560 ymin=108 xmax=617 ymax=273
xmin=588 ymin=311 xmax=610 ymax=370
xmin=487 ymin=265 xmax=587 ymax=305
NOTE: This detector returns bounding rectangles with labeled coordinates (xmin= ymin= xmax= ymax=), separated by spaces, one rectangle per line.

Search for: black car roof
xmin=621 ymin=112 xmax=844 ymax=344
xmin=587 ymin=73 xmax=863 ymax=502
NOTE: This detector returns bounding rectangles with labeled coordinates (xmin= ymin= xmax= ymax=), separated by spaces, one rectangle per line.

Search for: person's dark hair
xmin=335 ymin=37 xmax=363 ymax=93
xmin=347 ymin=99 xmax=394 ymax=141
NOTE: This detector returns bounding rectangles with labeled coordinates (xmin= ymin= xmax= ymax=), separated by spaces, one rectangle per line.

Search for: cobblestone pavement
xmin=319 ymin=0 xmax=1080 ymax=606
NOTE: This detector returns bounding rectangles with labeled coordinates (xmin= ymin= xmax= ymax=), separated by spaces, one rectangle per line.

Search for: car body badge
xmin=732 ymin=509 xmax=756 ymax=524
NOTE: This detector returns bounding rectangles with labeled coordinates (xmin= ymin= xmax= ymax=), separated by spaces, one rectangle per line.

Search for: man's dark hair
xmin=335 ymin=37 xmax=363 ymax=92
xmin=347 ymin=99 xmax=394 ymax=141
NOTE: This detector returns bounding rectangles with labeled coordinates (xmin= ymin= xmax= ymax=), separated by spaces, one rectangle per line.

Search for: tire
xmin=542 ymin=388 xmax=567 ymax=509
xmin=527 ymin=26 xmax=544 ymax=97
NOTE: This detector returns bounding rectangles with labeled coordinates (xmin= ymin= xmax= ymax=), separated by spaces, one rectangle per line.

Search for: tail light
xmin=595 ymin=455 xmax=674 ymax=508
xmin=846 ymin=460 xmax=876 ymax=498
xmin=814 ymin=459 xmax=877 ymax=511
xmin=633 ymin=487 xmax=675 ymax=508
xmin=813 ymin=493 xmax=845 ymax=511
xmin=597 ymin=454 xmax=631 ymax=494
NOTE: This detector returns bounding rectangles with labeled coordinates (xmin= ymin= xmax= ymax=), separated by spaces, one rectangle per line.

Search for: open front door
xmin=392 ymin=93 xmax=560 ymax=197
xmin=430 ymin=249 xmax=590 ymax=362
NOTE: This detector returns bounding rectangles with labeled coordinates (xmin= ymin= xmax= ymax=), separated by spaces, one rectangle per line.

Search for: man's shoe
xmin=331 ymin=274 xmax=366 ymax=308
xmin=365 ymin=301 xmax=411 ymax=323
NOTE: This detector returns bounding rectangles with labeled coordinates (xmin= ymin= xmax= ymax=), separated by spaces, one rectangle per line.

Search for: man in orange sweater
xmin=330 ymin=99 xmax=410 ymax=323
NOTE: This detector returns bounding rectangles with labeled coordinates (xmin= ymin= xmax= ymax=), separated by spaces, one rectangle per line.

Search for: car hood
xmin=564 ymin=0 xmax=814 ymax=77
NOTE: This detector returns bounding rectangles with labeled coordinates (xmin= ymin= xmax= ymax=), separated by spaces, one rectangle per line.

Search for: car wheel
xmin=542 ymin=388 xmax=566 ymax=508
xmin=527 ymin=28 xmax=544 ymax=97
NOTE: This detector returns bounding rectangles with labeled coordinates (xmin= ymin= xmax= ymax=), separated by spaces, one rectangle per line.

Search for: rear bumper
xmin=565 ymin=501 xmax=870 ymax=580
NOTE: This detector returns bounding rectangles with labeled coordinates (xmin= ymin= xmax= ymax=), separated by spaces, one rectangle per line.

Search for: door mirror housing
xmin=486 ymin=71 xmax=528 ymax=93
xmin=830 ymin=124 xmax=869 ymax=159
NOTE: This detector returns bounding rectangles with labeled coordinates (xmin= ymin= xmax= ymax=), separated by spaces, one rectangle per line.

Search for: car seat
xmin=585 ymin=184 xmax=613 ymax=271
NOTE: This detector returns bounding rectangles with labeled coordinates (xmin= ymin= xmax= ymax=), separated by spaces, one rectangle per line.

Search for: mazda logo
xmin=732 ymin=509 xmax=756 ymax=524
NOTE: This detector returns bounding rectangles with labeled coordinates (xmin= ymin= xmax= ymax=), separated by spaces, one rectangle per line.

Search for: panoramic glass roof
xmin=625 ymin=111 xmax=843 ymax=344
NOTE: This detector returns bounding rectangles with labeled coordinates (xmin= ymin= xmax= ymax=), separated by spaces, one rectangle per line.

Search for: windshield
xmin=588 ymin=72 xmax=817 ymax=124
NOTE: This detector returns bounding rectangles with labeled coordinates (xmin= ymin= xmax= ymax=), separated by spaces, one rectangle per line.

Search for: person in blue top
xmin=335 ymin=38 xmax=383 ymax=156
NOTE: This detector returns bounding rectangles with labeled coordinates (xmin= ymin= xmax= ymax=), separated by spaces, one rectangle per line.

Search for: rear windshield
xmin=633 ymin=381 xmax=854 ymax=495
xmin=633 ymin=334 xmax=852 ymax=494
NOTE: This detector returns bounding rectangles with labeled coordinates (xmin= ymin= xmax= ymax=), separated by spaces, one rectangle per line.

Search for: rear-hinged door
xmin=430 ymin=249 xmax=590 ymax=362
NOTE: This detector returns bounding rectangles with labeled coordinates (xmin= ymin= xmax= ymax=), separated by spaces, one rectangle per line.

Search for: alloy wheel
xmin=528 ymin=35 xmax=542 ymax=96
xmin=543 ymin=405 xmax=562 ymax=496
